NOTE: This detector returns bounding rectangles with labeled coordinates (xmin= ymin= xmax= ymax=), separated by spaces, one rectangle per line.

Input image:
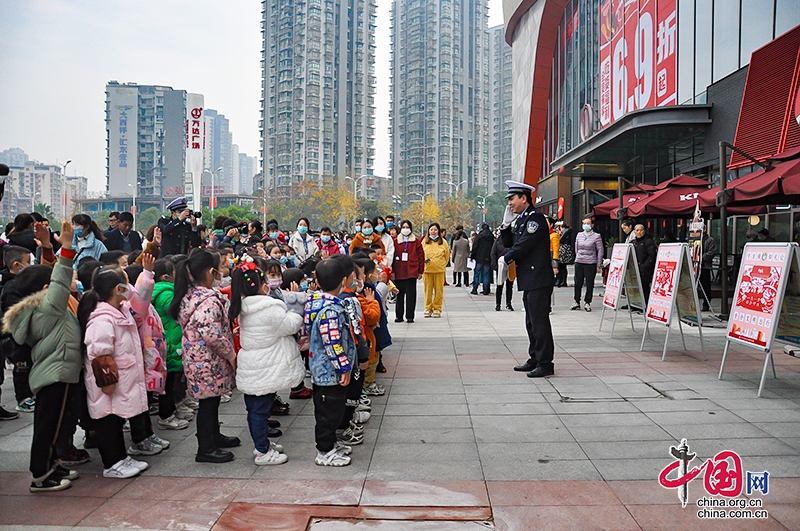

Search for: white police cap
xmin=505 ymin=180 xmax=536 ymax=198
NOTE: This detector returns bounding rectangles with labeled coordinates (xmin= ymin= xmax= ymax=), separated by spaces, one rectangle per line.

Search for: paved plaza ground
xmin=1 ymin=280 xmax=799 ymax=530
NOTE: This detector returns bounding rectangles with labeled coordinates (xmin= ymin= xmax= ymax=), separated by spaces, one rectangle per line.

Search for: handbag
xmin=91 ymin=355 xmax=119 ymax=389
xmin=559 ymin=242 xmax=575 ymax=265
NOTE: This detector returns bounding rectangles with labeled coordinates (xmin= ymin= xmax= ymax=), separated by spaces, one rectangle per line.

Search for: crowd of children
xmin=0 ymin=210 xmax=400 ymax=492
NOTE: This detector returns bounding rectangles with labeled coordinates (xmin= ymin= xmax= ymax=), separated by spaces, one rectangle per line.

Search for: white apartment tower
xmin=488 ymin=24 xmax=513 ymax=193
xmin=390 ymin=0 xmax=491 ymax=206
xmin=260 ymin=0 xmax=377 ymax=199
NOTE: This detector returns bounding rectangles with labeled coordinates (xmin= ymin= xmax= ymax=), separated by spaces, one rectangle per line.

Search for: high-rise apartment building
xmin=105 ymin=82 xmax=187 ymax=202
xmin=259 ymin=0 xmax=377 ymax=199
xmin=0 ymin=148 xmax=29 ymax=168
xmin=389 ymin=0 xmax=491 ymax=206
xmin=7 ymin=162 xmax=66 ymax=219
xmin=204 ymin=109 xmax=236 ymax=194
xmin=488 ymin=24 xmax=513 ymax=193
xmin=239 ymin=152 xmax=258 ymax=195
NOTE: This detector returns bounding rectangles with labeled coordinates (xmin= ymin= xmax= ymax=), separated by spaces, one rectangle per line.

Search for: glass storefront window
xmin=677 ymin=0 xmax=695 ymax=104
xmin=776 ymin=0 xmax=800 ymax=36
xmin=713 ymin=0 xmax=740 ymax=81
xmin=768 ymin=212 xmax=791 ymax=242
xmin=740 ymin=0 xmax=775 ymax=64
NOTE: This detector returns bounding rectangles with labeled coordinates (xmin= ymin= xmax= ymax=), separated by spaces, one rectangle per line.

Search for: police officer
xmin=158 ymin=197 xmax=202 ymax=257
xmin=499 ymin=180 xmax=555 ymax=378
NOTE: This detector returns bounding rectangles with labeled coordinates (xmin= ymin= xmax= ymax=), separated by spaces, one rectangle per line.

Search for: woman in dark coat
xmin=392 ymin=220 xmax=425 ymax=323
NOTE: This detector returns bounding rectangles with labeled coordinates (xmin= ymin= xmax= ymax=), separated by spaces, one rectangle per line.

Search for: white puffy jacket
xmin=236 ymin=295 xmax=305 ymax=396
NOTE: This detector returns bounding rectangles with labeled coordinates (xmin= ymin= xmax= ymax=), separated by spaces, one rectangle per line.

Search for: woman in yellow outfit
xmin=421 ymin=223 xmax=451 ymax=318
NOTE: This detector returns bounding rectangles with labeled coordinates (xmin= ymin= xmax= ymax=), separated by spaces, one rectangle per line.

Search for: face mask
xmin=279 ymin=256 xmax=288 ymax=264
xmin=76 ymin=280 xmax=84 ymax=294
xmin=227 ymin=259 xmax=234 ymax=270
xmin=269 ymin=232 xmax=279 ymax=240
xmin=297 ymin=226 xmax=308 ymax=235
xmin=117 ymin=284 xmax=133 ymax=301
xmin=362 ymin=227 xmax=373 ymax=237
xmin=355 ymin=226 xmax=362 ymax=233
xmin=429 ymin=235 xmax=439 ymax=241
xmin=583 ymin=224 xmax=592 ymax=232
xmin=349 ymin=280 xmax=359 ymax=291
xmin=73 ymin=227 xmax=83 ymax=238
xmin=386 ymin=221 xmax=394 ymax=228
xmin=268 ymin=278 xmax=282 ymax=290
xmin=321 ymin=235 xmax=331 ymax=243
xmin=401 ymin=228 xmax=411 ymax=236
xmin=300 ymin=281 xmax=309 ymax=292
xmin=376 ymin=225 xmax=385 ymax=233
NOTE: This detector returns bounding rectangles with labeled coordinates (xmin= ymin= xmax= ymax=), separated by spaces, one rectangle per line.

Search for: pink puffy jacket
xmin=128 ymin=270 xmax=167 ymax=394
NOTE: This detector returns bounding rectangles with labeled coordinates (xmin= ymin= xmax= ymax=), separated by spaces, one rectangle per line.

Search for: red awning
xmin=698 ymin=157 xmax=800 ymax=208
xmin=593 ymin=184 xmax=655 ymax=217
xmin=595 ymin=175 xmax=710 ymax=219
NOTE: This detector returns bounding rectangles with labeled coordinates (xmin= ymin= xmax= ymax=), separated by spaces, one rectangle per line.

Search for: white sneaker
xmin=254 ymin=447 xmax=288 ymax=466
xmin=363 ymin=382 xmax=385 ymax=396
xmin=584 ymin=302 xmax=592 ymax=312
xmin=157 ymin=414 xmax=189 ymax=430
xmin=348 ymin=420 xmax=365 ymax=435
xmin=175 ymin=407 xmax=194 ymax=421
xmin=122 ymin=420 xmax=130 ymax=432
xmin=352 ymin=410 xmax=371 ymax=424
xmin=220 ymin=392 xmax=233 ymax=403
xmin=355 ymin=403 xmax=371 ymax=412
xmin=423 ymin=309 xmax=432 ymax=318
xmin=123 ymin=456 xmax=149 ymax=472
xmin=334 ymin=441 xmax=353 ymax=455
xmin=128 ymin=439 xmax=162 ymax=456
xmin=148 ymin=434 xmax=170 ymax=450
xmin=252 ymin=441 xmax=284 ymax=455
xmin=315 ymin=447 xmax=351 ymax=467
xmin=103 ymin=458 xmax=141 ymax=479
xmin=181 ymin=398 xmax=200 ymax=410
xmin=358 ymin=395 xmax=371 ymax=407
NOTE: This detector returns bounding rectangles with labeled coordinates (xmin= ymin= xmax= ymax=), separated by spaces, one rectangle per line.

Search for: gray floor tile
xmin=568 ymin=424 xmax=672 ymax=442
xmin=367 ymin=442 xmax=483 ymax=481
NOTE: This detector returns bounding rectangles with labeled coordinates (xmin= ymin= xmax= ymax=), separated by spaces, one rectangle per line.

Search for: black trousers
xmin=196 ymin=396 xmax=222 ymax=454
xmin=312 ymin=383 xmax=348 ymax=453
xmin=452 ymin=271 xmax=469 ymax=285
xmin=556 ymin=263 xmax=569 ymax=286
xmin=699 ymin=267 xmax=712 ymax=308
xmin=30 ymin=382 xmax=80 ymax=480
xmin=158 ymin=371 xmax=181 ymax=420
xmin=340 ymin=368 xmax=365 ymax=429
xmin=55 ymin=378 xmax=86 ymax=458
xmin=496 ymin=280 xmax=514 ymax=307
xmin=523 ymin=287 xmax=555 ymax=370
xmin=129 ymin=411 xmax=154 ymax=444
xmin=12 ymin=361 xmax=33 ymax=403
xmin=394 ymin=278 xmax=418 ymax=320
xmin=573 ymin=263 xmax=598 ymax=304
xmin=91 ymin=414 xmax=128 ymax=469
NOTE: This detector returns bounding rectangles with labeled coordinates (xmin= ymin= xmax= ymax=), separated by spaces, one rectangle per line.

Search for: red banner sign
xmin=599 ymin=0 xmax=677 ymax=129
xmin=646 ymin=244 xmax=682 ymax=324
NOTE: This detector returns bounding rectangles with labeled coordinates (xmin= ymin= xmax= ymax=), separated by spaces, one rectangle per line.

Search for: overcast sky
xmin=0 ymin=0 xmax=504 ymax=194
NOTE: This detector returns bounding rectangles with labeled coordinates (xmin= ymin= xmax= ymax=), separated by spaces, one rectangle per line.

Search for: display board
xmin=719 ymin=243 xmax=800 ymax=396
xmin=688 ymin=202 xmax=703 ymax=279
xmin=600 ymin=244 xmax=645 ymax=336
xmin=642 ymin=243 xmax=705 ymax=360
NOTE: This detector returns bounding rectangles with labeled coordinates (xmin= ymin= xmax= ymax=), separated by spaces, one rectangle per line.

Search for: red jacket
xmin=391 ymin=235 xmax=425 ymax=280
xmin=316 ymin=238 xmax=341 ymax=256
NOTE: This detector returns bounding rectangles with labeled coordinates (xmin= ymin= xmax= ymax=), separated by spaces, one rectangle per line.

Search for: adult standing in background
xmin=490 ymin=232 xmax=515 ymax=311
xmin=547 ymin=217 xmax=560 ymax=284
xmin=571 ymin=215 xmax=604 ymax=312
xmin=104 ymin=212 xmax=120 ymax=237
xmin=470 ymin=224 xmax=494 ymax=295
xmin=450 ymin=229 xmax=470 ymax=287
xmin=421 ymin=223 xmax=450 ymax=318
xmin=621 ymin=219 xmax=635 ymax=244
xmin=555 ymin=222 xmax=574 ymax=287
xmin=392 ymin=220 xmax=425 ymax=323
xmin=374 ymin=216 xmax=395 ymax=265
xmin=499 ymin=180 xmax=555 ymax=378
xmin=103 ymin=212 xmax=143 ymax=253
xmin=700 ymin=232 xmax=718 ymax=312
xmin=288 ymin=217 xmax=315 ymax=266
xmin=631 ymin=224 xmax=657 ymax=303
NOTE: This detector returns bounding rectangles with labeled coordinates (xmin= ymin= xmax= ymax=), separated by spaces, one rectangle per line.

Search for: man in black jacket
xmin=632 ymin=224 xmax=657 ymax=303
xmin=500 ymin=180 xmax=555 ymax=378
xmin=102 ymin=211 xmax=142 ymax=253
xmin=470 ymin=224 xmax=495 ymax=295
xmin=158 ymin=198 xmax=202 ymax=257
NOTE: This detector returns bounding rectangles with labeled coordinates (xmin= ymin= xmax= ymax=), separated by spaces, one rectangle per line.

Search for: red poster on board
xmin=646 ymin=244 xmax=682 ymax=323
xmin=728 ymin=247 xmax=790 ymax=348
xmin=603 ymin=245 xmax=628 ymax=309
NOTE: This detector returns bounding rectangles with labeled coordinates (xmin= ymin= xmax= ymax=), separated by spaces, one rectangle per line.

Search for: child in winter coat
xmin=229 ymin=263 xmax=305 ymax=465
xmin=168 ymin=248 xmax=239 ymax=464
xmin=151 ymin=259 xmax=192 ymax=429
xmin=78 ymin=265 xmax=150 ymax=479
xmin=2 ymin=222 xmax=83 ymax=492
xmin=280 ymin=267 xmax=312 ymax=400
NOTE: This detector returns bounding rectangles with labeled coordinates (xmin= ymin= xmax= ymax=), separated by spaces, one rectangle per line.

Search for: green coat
xmin=152 ymin=281 xmax=183 ymax=373
xmin=2 ymin=257 xmax=82 ymax=395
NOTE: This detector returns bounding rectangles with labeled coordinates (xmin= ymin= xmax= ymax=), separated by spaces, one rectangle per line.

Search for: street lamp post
xmin=62 ymin=160 xmax=71 ymax=219
xmin=447 ymin=180 xmax=467 ymax=195
xmin=128 ymin=183 xmax=137 ymax=231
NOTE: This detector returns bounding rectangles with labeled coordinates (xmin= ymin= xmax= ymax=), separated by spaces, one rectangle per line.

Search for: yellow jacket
xmin=421 ymin=237 xmax=451 ymax=274
xmin=549 ymin=231 xmax=560 ymax=260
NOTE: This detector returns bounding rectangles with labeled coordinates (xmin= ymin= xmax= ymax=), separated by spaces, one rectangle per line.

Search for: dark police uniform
xmin=158 ymin=197 xmax=203 ymax=257
xmin=500 ymin=196 xmax=555 ymax=376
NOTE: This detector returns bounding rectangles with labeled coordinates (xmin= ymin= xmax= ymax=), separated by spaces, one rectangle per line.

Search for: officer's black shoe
xmin=514 ymin=360 xmax=537 ymax=372
xmin=195 ymin=449 xmax=234 ymax=463
xmin=495 ymin=305 xmax=501 ymax=311
xmin=506 ymin=304 xmax=514 ymax=311
xmin=470 ymin=290 xmax=478 ymax=295
xmin=217 ymin=434 xmax=241 ymax=448
xmin=527 ymin=366 xmax=555 ymax=378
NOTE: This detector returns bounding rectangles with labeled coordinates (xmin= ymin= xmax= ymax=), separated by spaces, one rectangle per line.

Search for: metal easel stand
xmin=696 ymin=276 xmax=723 ymax=323
xmin=599 ymin=290 xmax=636 ymax=337
xmin=719 ymin=340 xmax=778 ymax=398
xmin=640 ymin=303 xmax=706 ymax=361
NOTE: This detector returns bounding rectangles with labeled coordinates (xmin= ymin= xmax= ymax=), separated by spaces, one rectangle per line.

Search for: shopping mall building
xmin=503 ymin=0 xmax=800 ymax=246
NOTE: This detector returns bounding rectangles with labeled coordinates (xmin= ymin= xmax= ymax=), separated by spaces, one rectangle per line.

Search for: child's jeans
xmin=312 ymin=383 xmax=348 ymax=453
xmin=244 ymin=393 xmax=276 ymax=453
